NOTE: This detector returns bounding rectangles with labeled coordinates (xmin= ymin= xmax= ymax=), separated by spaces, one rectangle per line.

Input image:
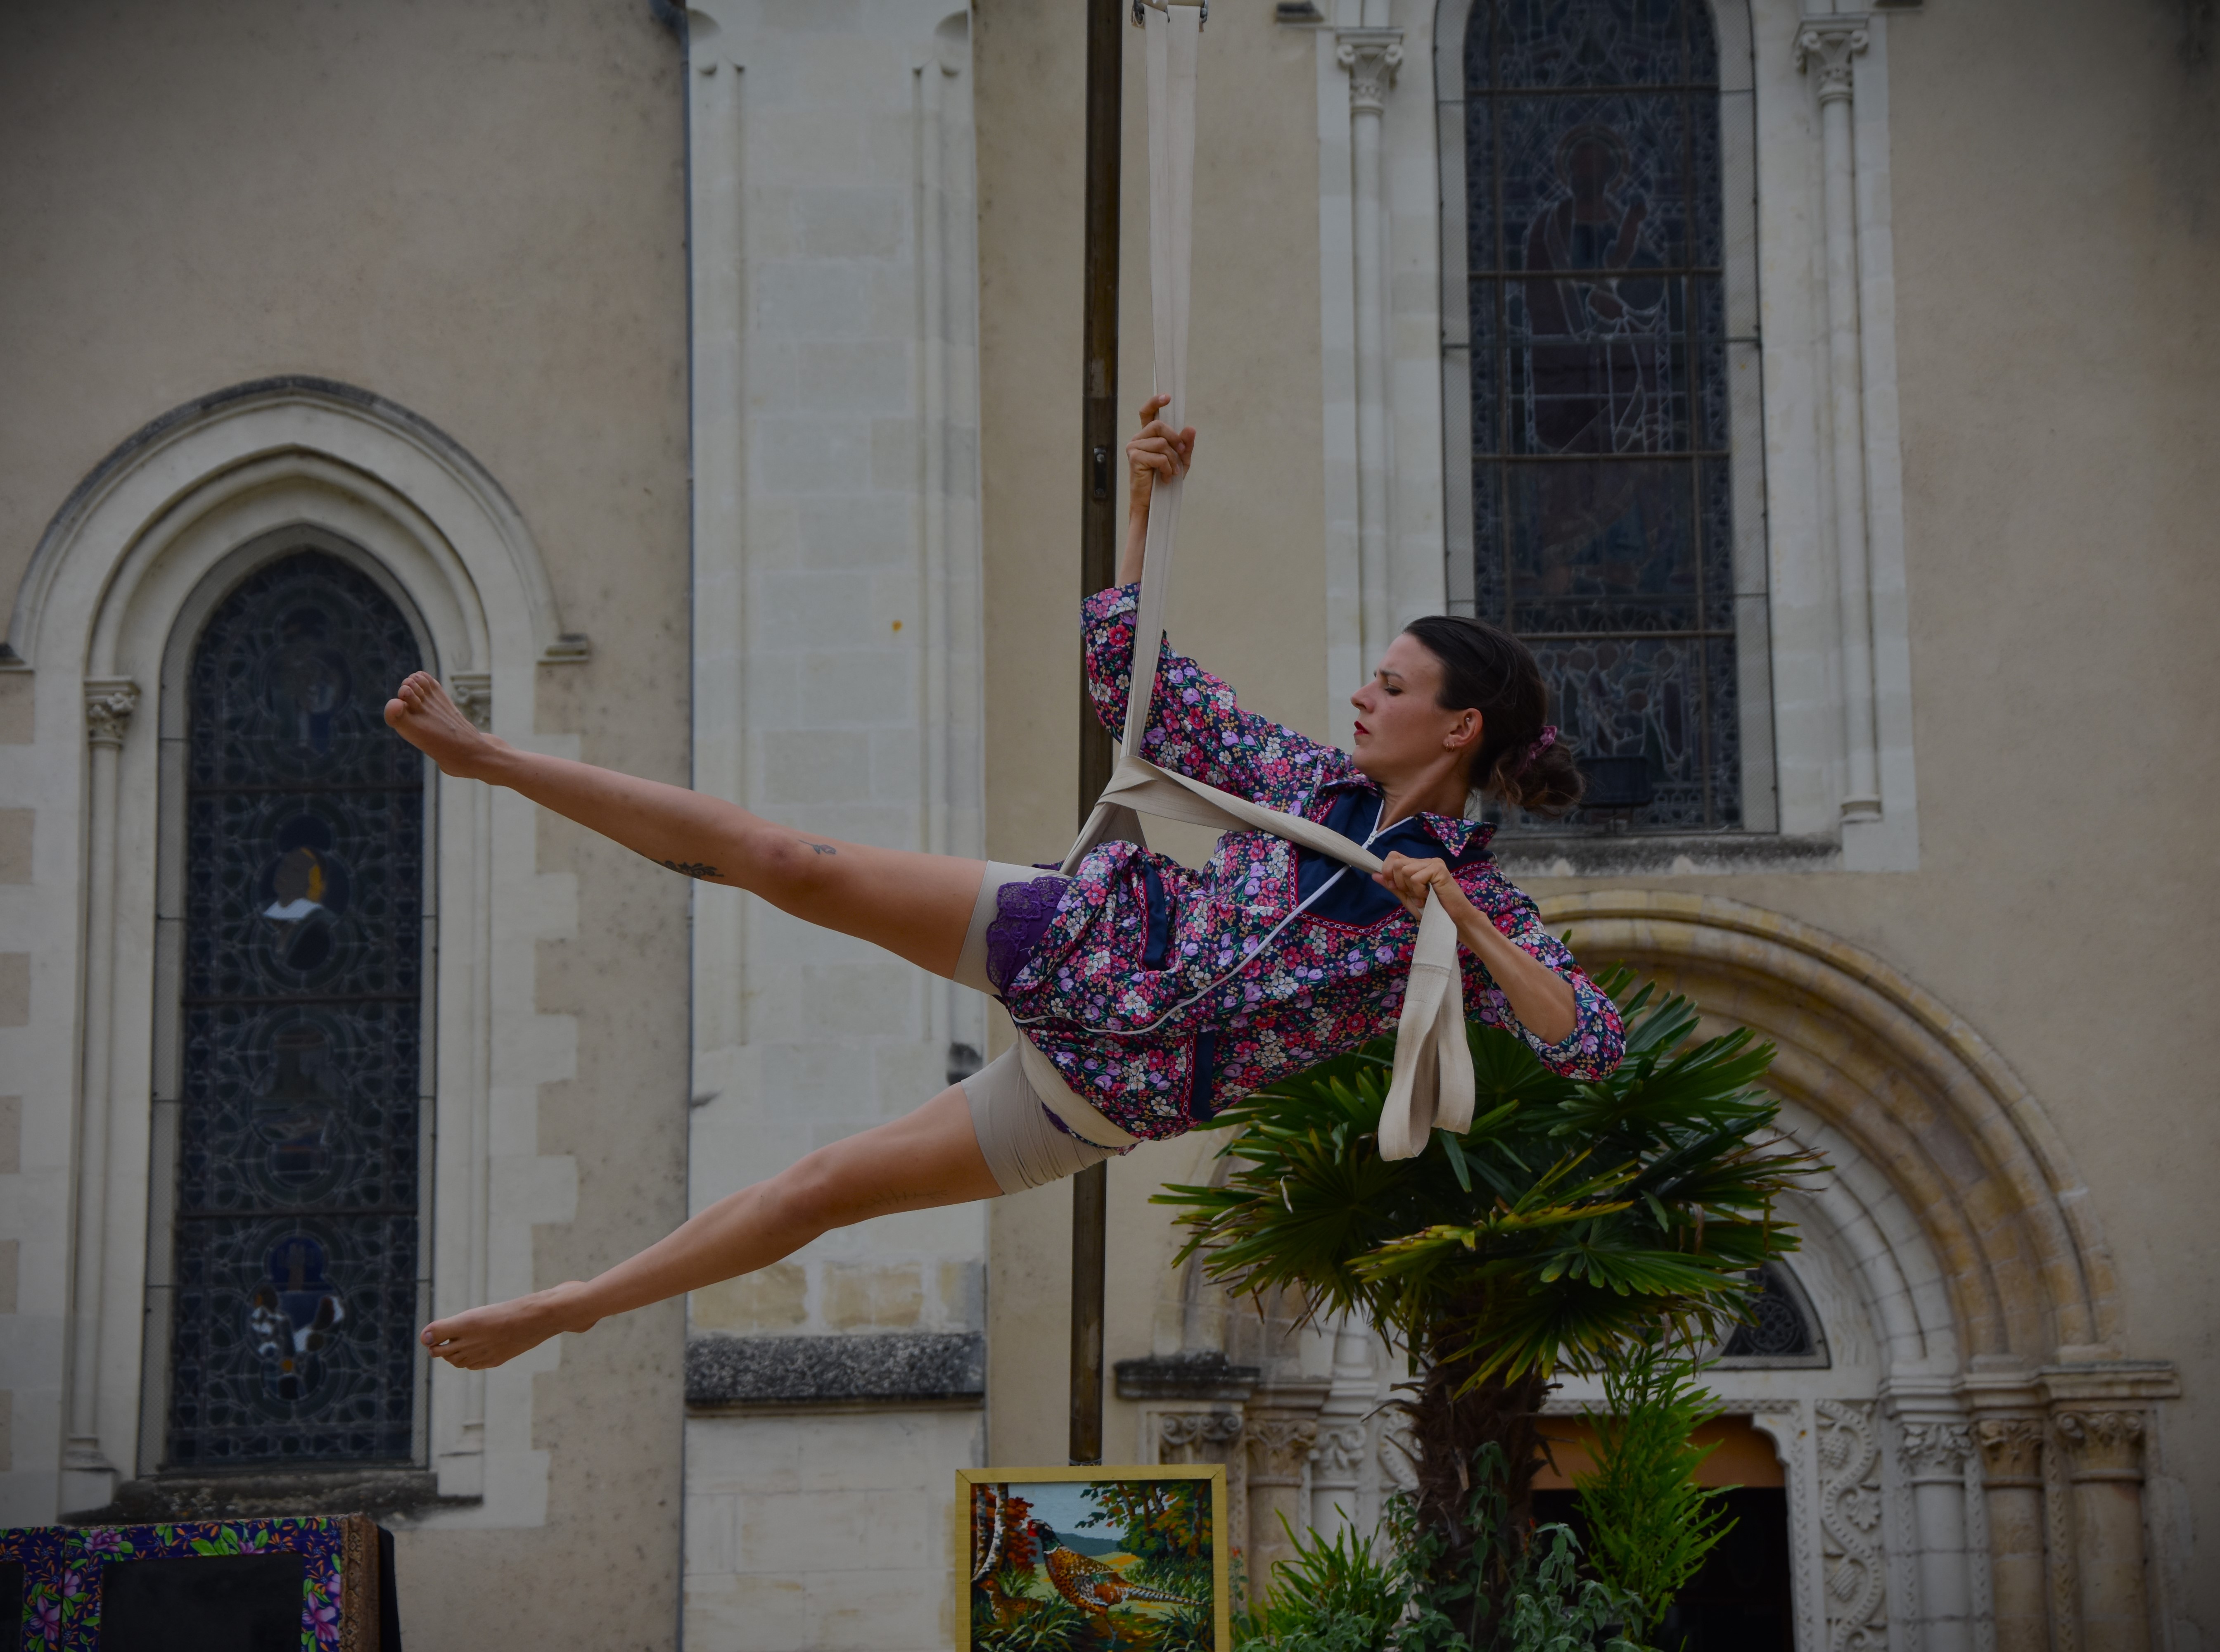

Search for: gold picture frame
xmin=956 ymin=1463 xmax=1231 ymax=1652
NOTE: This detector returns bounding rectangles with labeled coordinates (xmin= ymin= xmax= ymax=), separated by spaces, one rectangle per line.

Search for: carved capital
xmin=2053 ymin=1409 xmax=2146 ymax=1483
xmin=1312 ymin=1423 xmax=1368 ymax=1482
xmin=1973 ymin=1417 xmax=2045 ymax=1486
xmin=1794 ymin=21 xmax=1869 ymax=103
xmin=449 ymin=672 xmax=493 ymax=733
xmin=83 ymin=679 xmax=141 ymax=749
xmin=1898 ymin=1419 xmax=1975 ymax=1482
xmin=1335 ymin=28 xmax=1403 ymax=116
xmin=1246 ymin=1417 xmax=1319 ymax=1485
xmin=1158 ymin=1410 xmax=1243 ymax=1460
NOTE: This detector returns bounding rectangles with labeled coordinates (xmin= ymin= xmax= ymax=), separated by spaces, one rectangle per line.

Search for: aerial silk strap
xmin=1036 ymin=0 xmax=1473 ymax=1162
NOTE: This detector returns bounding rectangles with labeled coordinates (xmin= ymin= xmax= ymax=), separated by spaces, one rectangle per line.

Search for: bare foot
xmin=420 ymin=1283 xmax=600 ymax=1371
xmin=384 ymin=671 xmax=508 ymax=780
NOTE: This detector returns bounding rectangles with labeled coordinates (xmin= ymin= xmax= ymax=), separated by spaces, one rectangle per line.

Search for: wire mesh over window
xmin=164 ymin=551 xmax=426 ymax=1468
xmin=1720 ymin=1266 xmax=1819 ymax=1361
xmin=1464 ymin=0 xmax=1739 ymax=828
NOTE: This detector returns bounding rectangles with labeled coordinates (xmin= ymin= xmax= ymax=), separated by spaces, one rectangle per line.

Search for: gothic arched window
xmin=156 ymin=550 xmax=429 ymax=1469
xmin=1459 ymin=0 xmax=1759 ymax=830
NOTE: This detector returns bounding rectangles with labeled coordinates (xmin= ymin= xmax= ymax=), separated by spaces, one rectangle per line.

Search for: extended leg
xmin=384 ymin=672 xmax=980 ymax=975
xmin=420 ymin=1082 xmax=1001 ymax=1370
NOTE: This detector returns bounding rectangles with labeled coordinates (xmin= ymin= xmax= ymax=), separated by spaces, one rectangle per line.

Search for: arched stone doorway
xmin=1128 ymin=894 xmax=2177 ymax=1652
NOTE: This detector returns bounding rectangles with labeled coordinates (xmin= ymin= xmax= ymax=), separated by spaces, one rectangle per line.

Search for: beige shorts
xmin=961 ymin=1047 xmax=1118 ymax=1195
xmin=953 ymin=862 xmax=1131 ymax=1194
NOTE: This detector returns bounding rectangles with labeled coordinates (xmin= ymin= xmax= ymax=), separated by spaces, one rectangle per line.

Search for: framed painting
xmin=956 ymin=1464 xmax=1229 ymax=1652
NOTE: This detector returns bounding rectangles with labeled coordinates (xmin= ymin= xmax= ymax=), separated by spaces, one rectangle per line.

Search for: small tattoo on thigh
xmin=662 ymin=859 xmax=721 ymax=879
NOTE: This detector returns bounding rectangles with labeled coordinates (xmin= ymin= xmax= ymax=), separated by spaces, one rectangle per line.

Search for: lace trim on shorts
xmin=983 ymin=876 xmax=1071 ymax=996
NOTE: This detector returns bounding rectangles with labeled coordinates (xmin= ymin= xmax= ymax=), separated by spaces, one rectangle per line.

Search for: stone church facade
xmin=0 ymin=3 xmax=2211 ymax=1651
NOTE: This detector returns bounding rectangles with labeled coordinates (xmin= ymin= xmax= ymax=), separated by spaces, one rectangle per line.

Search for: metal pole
xmin=1070 ymin=0 xmax=1123 ymax=1469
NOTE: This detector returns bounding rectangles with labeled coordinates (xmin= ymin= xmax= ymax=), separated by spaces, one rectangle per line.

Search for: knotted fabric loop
xmin=1052 ymin=0 xmax=1472 ymax=1162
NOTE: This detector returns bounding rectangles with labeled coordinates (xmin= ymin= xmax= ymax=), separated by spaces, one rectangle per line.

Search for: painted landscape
xmin=968 ymin=1476 xmax=1217 ymax=1652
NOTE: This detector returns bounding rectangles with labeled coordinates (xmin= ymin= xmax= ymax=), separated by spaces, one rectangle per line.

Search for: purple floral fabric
xmin=2 ymin=1517 xmax=352 ymax=1650
xmin=997 ymin=582 xmax=1625 ymax=1141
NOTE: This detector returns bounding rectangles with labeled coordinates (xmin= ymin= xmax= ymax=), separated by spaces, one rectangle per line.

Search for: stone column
xmin=1898 ymin=1417 xmax=1977 ymax=1652
xmin=2052 ymin=1411 xmax=2151 ymax=1652
xmin=1974 ymin=1419 xmax=2050 ymax=1652
xmin=1245 ymin=1380 xmax=1328 ymax=1592
xmin=1333 ymin=25 xmax=1402 ymax=667
xmin=1794 ymin=19 xmax=1881 ymax=821
xmin=62 ymin=679 xmax=139 ymax=1514
xmin=1309 ymin=1314 xmax=1376 ymax=1538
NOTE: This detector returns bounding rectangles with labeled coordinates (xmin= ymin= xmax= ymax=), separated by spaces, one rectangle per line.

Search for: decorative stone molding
xmin=683 ymin=1331 xmax=984 ymax=1409
xmin=1333 ymin=28 xmax=1402 ymax=116
xmin=1817 ymin=1399 xmax=1889 ymax=1652
xmin=1973 ymin=1418 xmax=2045 ymax=1487
xmin=1538 ymin=892 xmax=2120 ymax=1363
xmin=1114 ymin=1350 xmax=1260 ymax=1403
xmin=2051 ymin=1412 xmax=2145 ymax=1483
xmin=1793 ymin=20 xmax=1870 ymax=103
xmin=82 ymin=679 xmax=140 ymax=748
xmin=1899 ymin=1419 xmax=1975 ymax=1483
xmin=1377 ymin=1414 xmax=1417 ymax=1494
xmin=1247 ymin=1416 xmax=1321 ymax=1488
xmin=448 ymin=672 xmax=492 ymax=732
xmin=1160 ymin=1411 xmax=1243 ymax=1456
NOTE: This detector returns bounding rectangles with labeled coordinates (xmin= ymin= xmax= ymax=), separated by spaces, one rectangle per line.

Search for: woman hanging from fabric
xmin=388 ymin=397 xmax=1625 ymax=1371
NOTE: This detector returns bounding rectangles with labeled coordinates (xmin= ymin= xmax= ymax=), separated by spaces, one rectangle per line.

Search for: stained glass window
xmin=164 ymin=551 xmax=427 ymax=1468
xmin=1464 ymin=0 xmax=1739 ymax=828
xmin=1720 ymin=1265 xmax=1824 ymax=1363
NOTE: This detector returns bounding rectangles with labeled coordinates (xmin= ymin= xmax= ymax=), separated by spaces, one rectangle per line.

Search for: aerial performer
xmin=388 ymin=2 xmax=1622 ymax=1375
xmin=386 ymin=397 xmax=1625 ymax=1372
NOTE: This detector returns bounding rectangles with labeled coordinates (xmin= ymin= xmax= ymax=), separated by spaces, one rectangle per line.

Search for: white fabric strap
xmin=1055 ymin=0 xmax=1473 ymax=1162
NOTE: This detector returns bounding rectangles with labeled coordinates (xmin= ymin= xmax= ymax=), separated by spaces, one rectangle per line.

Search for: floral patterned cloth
xmin=998 ymin=583 xmax=1625 ymax=1143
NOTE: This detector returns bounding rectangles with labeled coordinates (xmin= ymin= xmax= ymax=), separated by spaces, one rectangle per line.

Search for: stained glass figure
xmin=1466 ymin=0 xmax=1739 ymax=828
xmin=165 ymin=551 xmax=426 ymax=1467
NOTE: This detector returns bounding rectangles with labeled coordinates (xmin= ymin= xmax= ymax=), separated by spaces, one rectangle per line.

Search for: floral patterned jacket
xmin=999 ymin=584 xmax=1625 ymax=1141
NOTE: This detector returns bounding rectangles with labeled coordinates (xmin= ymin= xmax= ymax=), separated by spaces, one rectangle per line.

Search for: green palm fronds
xmin=1154 ymin=968 xmax=1817 ymax=1391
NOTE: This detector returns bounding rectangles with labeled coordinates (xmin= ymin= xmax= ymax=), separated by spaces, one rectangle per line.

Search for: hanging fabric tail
xmin=1050 ymin=0 xmax=1471 ymax=1162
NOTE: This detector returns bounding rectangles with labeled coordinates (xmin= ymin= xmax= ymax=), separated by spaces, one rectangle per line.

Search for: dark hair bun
xmin=1399 ymin=614 xmax=1584 ymax=820
xmin=1502 ymin=737 xmax=1584 ymax=817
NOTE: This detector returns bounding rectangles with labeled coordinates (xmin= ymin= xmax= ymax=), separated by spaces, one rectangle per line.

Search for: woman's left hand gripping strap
xmin=1376 ymin=892 xmax=1478 ymax=1161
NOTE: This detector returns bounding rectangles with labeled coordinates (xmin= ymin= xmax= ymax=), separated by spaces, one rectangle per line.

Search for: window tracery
xmin=161 ymin=550 xmax=427 ymax=1468
xmin=1462 ymin=0 xmax=1747 ymax=829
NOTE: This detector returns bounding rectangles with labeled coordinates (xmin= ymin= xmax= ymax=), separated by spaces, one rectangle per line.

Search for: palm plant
xmin=1155 ymin=967 xmax=1813 ymax=1634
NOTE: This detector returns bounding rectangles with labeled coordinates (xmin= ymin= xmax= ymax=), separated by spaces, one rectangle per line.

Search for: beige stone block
xmin=756 ymin=416 xmax=873 ymax=495
xmin=693 ymin=1263 xmax=809 ymax=1334
xmin=759 ymin=730 xmax=871 ymax=806
xmin=0 ymin=677 xmax=28 ymax=745
xmin=0 ymin=1389 xmax=11 ymax=1472
xmin=822 ymin=1261 xmax=923 ymax=1330
xmin=0 ymin=955 xmax=25 ymax=1027
xmin=791 ymin=187 xmax=904 ymax=259
xmin=797 ymin=649 xmax=915 ymax=726
xmin=684 ymin=1492 xmax=738 ymax=1575
xmin=0 ymin=1096 xmax=17 ymax=1174
xmin=0 ymin=1239 xmax=14 ymax=1315
xmin=791 ymin=341 xmax=911 ymax=415
xmin=0 ymin=811 xmax=28 ymax=883
xmin=805 ymin=1567 xmax=948 ymax=1652
xmin=685 ymin=1571 xmax=808 ymax=1652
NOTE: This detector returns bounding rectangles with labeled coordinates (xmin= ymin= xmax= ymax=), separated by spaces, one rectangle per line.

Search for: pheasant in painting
xmin=1029 ymin=1521 xmax=1191 ymax=1616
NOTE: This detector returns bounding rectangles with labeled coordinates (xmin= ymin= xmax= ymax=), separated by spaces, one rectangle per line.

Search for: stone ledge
xmin=1498 ymin=831 xmax=1841 ymax=880
xmin=1114 ymin=1351 xmax=1262 ymax=1403
xmin=83 ymin=1468 xmax=464 ymax=1525
xmin=685 ymin=1330 xmax=985 ymax=1410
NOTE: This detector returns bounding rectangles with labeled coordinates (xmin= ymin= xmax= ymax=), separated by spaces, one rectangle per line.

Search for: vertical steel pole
xmin=1070 ymin=0 xmax=1123 ymax=1469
